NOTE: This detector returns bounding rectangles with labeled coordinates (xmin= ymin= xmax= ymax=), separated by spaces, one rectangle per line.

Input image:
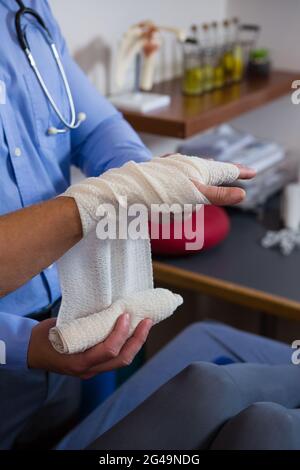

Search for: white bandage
xmin=49 ymin=154 xmax=239 ymax=354
xmin=65 ymin=154 xmax=239 ymax=236
xmin=49 ymin=288 xmax=183 ymax=354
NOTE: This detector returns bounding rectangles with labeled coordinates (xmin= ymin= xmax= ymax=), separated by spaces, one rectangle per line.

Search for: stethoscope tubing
xmin=14 ymin=0 xmax=85 ymax=133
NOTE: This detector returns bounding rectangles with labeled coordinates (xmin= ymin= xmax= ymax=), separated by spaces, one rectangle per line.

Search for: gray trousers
xmin=88 ymin=362 xmax=300 ymax=450
xmin=57 ymin=321 xmax=299 ymax=450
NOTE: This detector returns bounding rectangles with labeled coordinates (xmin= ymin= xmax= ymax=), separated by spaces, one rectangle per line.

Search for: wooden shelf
xmin=119 ymin=70 xmax=299 ymax=139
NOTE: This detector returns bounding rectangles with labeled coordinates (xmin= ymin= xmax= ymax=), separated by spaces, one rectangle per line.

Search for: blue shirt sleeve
xmin=0 ymin=313 xmax=38 ymax=370
xmin=41 ymin=1 xmax=152 ymax=176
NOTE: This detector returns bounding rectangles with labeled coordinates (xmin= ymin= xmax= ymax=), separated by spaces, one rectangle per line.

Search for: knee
xmin=211 ymin=402 xmax=296 ymax=450
xmin=244 ymin=402 xmax=295 ymax=444
xmin=166 ymin=362 xmax=242 ymax=449
xmin=240 ymin=402 xmax=294 ymax=438
xmin=246 ymin=402 xmax=293 ymax=423
xmin=182 ymin=361 xmax=232 ymax=388
xmin=179 ymin=362 xmax=240 ymax=415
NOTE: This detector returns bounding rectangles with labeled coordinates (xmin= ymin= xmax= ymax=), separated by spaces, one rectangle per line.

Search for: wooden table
xmin=120 ymin=70 xmax=299 ymax=138
xmin=153 ymin=205 xmax=300 ymax=321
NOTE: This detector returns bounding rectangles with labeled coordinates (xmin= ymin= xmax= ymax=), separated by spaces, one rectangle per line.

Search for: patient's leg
xmin=211 ymin=402 xmax=300 ymax=450
xmin=57 ymin=321 xmax=291 ymax=449
xmin=87 ymin=362 xmax=300 ymax=450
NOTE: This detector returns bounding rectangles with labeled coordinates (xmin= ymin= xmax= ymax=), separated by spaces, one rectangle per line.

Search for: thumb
xmin=192 ymin=181 xmax=246 ymax=205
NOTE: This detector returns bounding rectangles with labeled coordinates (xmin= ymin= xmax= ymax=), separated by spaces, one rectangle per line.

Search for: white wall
xmin=50 ymin=0 xmax=227 ymax=94
xmin=50 ymin=0 xmax=227 ymax=53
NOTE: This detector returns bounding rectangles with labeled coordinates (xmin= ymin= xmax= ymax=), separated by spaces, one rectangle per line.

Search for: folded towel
xmin=49 ymin=154 xmax=239 ymax=354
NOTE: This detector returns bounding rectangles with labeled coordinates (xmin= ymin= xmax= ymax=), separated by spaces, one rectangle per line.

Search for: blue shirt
xmin=0 ymin=0 xmax=151 ymax=369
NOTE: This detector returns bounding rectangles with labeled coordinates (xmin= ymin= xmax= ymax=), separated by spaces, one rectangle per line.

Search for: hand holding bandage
xmin=49 ymin=155 xmax=252 ymax=354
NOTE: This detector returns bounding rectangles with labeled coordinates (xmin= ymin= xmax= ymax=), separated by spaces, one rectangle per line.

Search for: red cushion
xmin=150 ymin=206 xmax=230 ymax=256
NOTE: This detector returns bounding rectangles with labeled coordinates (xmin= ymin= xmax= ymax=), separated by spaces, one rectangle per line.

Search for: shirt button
xmin=14 ymin=147 xmax=22 ymax=157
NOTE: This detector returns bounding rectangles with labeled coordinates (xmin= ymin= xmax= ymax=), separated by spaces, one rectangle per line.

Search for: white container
xmin=282 ymin=182 xmax=300 ymax=231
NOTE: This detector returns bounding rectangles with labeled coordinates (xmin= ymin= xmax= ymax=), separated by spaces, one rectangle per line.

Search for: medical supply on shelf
xmin=182 ymin=19 xmax=266 ymax=96
xmin=201 ymin=24 xmax=215 ymax=92
xmin=230 ymin=17 xmax=244 ymax=83
xmin=182 ymin=36 xmax=203 ymax=95
xmin=210 ymin=21 xmax=226 ymax=89
xmin=49 ymin=155 xmax=239 ymax=353
xmin=111 ymin=21 xmax=185 ymax=113
xmin=110 ymin=92 xmax=170 ymax=113
xmin=238 ymin=23 xmax=261 ymax=70
xmin=222 ymin=19 xmax=235 ymax=85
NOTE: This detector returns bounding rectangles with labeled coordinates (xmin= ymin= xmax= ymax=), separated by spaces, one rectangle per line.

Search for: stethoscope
xmin=14 ymin=0 xmax=86 ymax=135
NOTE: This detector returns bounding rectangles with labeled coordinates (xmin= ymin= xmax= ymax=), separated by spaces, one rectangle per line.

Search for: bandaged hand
xmin=63 ymin=154 xmax=255 ymax=237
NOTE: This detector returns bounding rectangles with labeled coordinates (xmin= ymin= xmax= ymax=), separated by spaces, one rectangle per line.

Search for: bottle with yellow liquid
xmin=211 ymin=22 xmax=225 ymax=89
xmin=221 ymin=19 xmax=236 ymax=85
xmin=201 ymin=24 xmax=215 ymax=92
xmin=231 ymin=17 xmax=244 ymax=82
xmin=182 ymin=27 xmax=203 ymax=96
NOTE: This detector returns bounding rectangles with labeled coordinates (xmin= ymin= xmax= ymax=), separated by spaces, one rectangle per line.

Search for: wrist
xmin=58 ymin=196 xmax=83 ymax=241
xmin=27 ymin=318 xmax=57 ymax=370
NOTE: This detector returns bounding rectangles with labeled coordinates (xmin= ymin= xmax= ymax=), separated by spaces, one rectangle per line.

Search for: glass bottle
xmin=211 ymin=21 xmax=225 ymax=89
xmin=201 ymin=23 xmax=214 ymax=92
xmin=231 ymin=17 xmax=244 ymax=82
xmin=221 ymin=19 xmax=235 ymax=85
xmin=182 ymin=28 xmax=203 ymax=96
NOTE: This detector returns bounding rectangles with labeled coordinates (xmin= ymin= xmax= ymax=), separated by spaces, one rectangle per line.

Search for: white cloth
xmin=261 ymin=228 xmax=300 ymax=256
xmin=49 ymin=154 xmax=239 ymax=354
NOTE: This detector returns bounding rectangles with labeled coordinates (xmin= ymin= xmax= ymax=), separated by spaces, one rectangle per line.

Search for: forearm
xmin=0 ymin=197 xmax=82 ymax=297
xmin=72 ymin=114 xmax=151 ymax=176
